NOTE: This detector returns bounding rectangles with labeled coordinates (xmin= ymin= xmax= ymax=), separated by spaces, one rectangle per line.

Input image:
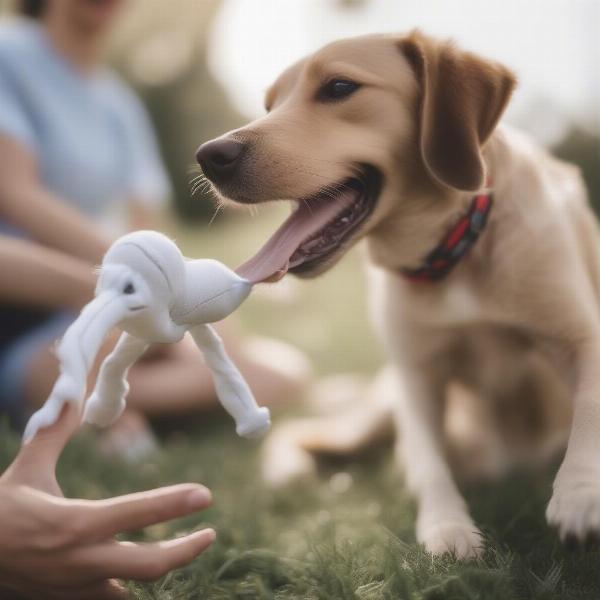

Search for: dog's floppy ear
xmin=398 ymin=32 xmax=516 ymax=191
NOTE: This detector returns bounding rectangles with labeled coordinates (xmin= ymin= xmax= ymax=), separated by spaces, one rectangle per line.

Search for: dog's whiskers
xmin=208 ymin=204 xmax=223 ymax=227
xmin=190 ymin=173 xmax=216 ymax=198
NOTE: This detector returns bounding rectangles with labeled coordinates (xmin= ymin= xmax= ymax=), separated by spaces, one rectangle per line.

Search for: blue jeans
xmin=0 ymin=311 xmax=73 ymax=430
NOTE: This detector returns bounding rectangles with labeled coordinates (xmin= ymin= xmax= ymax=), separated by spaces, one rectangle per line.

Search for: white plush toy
xmin=23 ymin=230 xmax=271 ymax=443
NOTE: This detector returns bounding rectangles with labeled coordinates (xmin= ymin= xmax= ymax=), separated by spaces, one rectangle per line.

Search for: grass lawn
xmin=2 ymin=211 xmax=600 ymax=599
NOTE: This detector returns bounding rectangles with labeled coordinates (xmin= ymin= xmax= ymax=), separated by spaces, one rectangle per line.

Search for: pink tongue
xmin=236 ymin=189 xmax=357 ymax=284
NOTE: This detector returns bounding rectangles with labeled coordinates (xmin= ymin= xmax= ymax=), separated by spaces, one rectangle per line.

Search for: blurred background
xmin=2 ymin=0 xmax=594 ymax=377
xmin=0 ymin=2 xmax=597 ymax=596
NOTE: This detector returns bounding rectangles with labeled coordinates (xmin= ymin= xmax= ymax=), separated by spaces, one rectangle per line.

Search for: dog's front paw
xmin=417 ymin=519 xmax=483 ymax=559
xmin=261 ymin=426 xmax=316 ymax=487
xmin=547 ymin=476 xmax=600 ymax=543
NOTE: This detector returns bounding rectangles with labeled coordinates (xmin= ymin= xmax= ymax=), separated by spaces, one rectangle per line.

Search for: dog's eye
xmin=123 ymin=282 xmax=135 ymax=295
xmin=318 ymin=79 xmax=361 ymax=102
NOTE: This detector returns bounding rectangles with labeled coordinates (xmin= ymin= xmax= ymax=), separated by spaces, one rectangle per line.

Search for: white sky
xmin=208 ymin=0 xmax=599 ymax=142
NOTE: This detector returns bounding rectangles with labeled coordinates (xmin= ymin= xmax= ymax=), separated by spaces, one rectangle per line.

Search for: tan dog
xmin=196 ymin=31 xmax=597 ymax=559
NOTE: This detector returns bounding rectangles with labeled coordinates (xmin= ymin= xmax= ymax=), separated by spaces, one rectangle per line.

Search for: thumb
xmin=3 ymin=403 xmax=82 ymax=487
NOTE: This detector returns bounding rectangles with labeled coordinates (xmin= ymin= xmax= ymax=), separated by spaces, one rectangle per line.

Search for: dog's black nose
xmin=196 ymin=139 xmax=245 ymax=184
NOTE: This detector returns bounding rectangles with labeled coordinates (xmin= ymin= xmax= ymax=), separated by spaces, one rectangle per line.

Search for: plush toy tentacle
xmin=22 ymin=374 xmax=84 ymax=444
xmin=190 ymin=324 xmax=270 ymax=438
xmin=84 ymin=333 xmax=149 ymax=428
xmin=22 ymin=293 xmax=133 ymax=443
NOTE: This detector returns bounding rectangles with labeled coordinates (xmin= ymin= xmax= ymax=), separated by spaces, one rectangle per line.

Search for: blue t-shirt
xmin=0 ymin=19 xmax=170 ymax=224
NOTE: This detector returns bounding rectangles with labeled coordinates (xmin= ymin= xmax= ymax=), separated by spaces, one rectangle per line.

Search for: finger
xmin=80 ymin=529 xmax=216 ymax=581
xmin=21 ymin=403 xmax=81 ymax=464
xmin=2 ymin=404 xmax=81 ymax=490
xmin=22 ymin=394 xmax=69 ymax=446
xmin=83 ymin=483 xmax=212 ymax=539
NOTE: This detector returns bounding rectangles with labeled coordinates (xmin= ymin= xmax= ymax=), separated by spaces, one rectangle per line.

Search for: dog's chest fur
xmin=424 ymin=280 xmax=483 ymax=325
xmin=372 ymin=268 xmax=485 ymax=329
xmin=369 ymin=261 xmax=577 ymax=390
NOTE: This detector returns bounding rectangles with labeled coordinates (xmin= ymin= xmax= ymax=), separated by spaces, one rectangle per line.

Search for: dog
xmin=196 ymin=30 xmax=598 ymax=559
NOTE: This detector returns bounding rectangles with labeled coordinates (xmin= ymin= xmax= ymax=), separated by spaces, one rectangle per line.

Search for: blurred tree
xmin=111 ymin=0 xmax=245 ymax=220
xmin=553 ymin=128 xmax=600 ymax=218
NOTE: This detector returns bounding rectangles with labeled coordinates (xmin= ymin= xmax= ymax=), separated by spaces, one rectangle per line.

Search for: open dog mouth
xmin=237 ymin=166 xmax=380 ymax=284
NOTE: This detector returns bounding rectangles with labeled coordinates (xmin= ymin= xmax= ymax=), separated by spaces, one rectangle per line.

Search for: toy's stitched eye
xmin=318 ymin=79 xmax=361 ymax=102
xmin=123 ymin=282 xmax=135 ymax=295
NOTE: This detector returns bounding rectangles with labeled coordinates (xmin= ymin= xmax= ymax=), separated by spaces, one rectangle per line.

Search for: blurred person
xmin=0 ymin=0 xmax=310 ymax=450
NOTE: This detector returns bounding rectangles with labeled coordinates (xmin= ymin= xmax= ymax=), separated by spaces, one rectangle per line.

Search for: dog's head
xmin=197 ymin=31 xmax=516 ymax=282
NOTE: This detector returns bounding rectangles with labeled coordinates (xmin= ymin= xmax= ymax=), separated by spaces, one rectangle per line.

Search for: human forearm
xmin=0 ymin=184 xmax=110 ymax=264
xmin=0 ymin=236 xmax=96 ymax=311
xmin=128 ymin=200 xmax=159 ymax=231
xmin=0 ymin=137 xmax=111 ymax=263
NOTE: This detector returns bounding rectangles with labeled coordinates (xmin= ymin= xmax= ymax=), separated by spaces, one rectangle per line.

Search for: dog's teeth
xmin=301 ymin=238 xmax=323 ymax=251
xmin=291 ymin=190 xmax=371 ymax=267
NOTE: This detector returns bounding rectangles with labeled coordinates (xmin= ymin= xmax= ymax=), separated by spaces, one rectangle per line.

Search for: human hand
xmin=0 ymin=405 xmax=215 ymax=599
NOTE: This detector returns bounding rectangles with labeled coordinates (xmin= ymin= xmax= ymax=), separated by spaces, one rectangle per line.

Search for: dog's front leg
xmin=394 ymin=366 xmax=483 ymax=558
xmin=547 ymin=339 xmax=600 ymax=543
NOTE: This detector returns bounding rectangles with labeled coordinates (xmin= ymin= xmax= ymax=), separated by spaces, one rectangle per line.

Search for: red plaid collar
xmin=401 ymin=189 xmax=493 ymax=283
